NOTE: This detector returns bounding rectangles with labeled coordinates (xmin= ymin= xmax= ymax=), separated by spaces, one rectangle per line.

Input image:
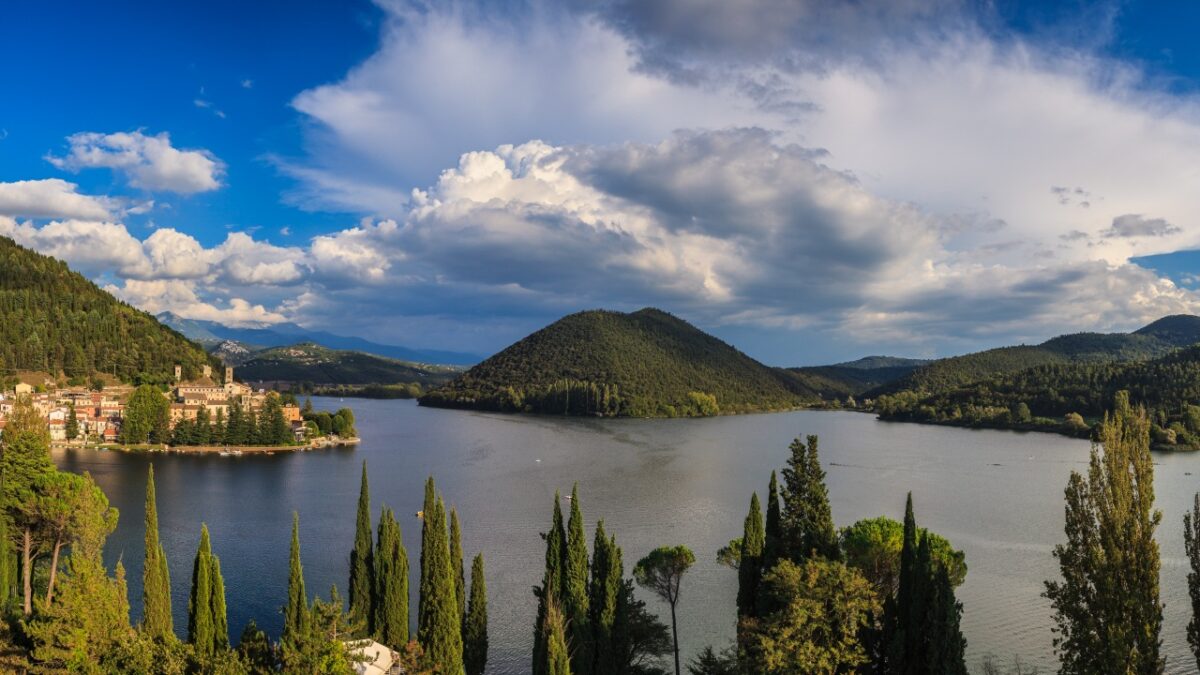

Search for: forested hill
xmin=874 ymin=344 xmax=1200 ymax=447
xmin=868 ymin=317 xmax=1200 ymax=397
xmin=419 ymin=308 xmax=816 ymax=417
xmin=0 ymin=236 xmax=216 ymax=384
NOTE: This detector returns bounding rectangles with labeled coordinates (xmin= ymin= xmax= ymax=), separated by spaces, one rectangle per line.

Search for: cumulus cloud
xmin=109 ymin=279 xmax=286 ymax=327
xmin=47 ymin=130 xmax=224 ymax=194
xmin=1103 ymin=214 xmax=1182 ymax=238
xmin=0 ymin=179 xmax=121 ymax=220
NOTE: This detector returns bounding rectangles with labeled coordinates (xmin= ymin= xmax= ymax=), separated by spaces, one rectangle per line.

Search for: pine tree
xmin=533 ymin=492 xmax=568 ymax=675
xmin=142 ymin=464 xmax=173 ymax=640
xmin=283 ymin=512 xmax=309 ymax=645
xmin=564 ymin=483 xmax=591 ymax=674
xmin=1186 ymin=493 xmax=1200 ymax=670
xmin=588 ymin=522 xmax=622 ymax=675
xmin=1044 ymin=392 xmax=1163 ymax=675
xmin=189 ymin=525 xmax=216 ymax=655
xmin=419 ymin=480 xmax=464 ymax=673
xmin=450 ymin=507 xmax=466 ymax=621
xmin=542 ymin=600 xmax=573 ymax=675
xmin=350 ymin=461 xmax=374 ymax=632
xmin=375 ymin=506 xmax=409 ymax=647
xmin=780 ymin=435 xmax=838 ymax=561
xmin=464 ymin=553 xmax=489 ymax=675
xmin=764 ymin=471 xmax=781 ymax=565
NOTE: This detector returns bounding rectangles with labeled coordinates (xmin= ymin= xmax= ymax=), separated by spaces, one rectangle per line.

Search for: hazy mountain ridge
xmin=234 ymin=342 xmax=461 ymax=387
xmin=867 ymin=316 xmax=1200 ymax=397
xmin=157 ymin=312 xmax=481 ymax=366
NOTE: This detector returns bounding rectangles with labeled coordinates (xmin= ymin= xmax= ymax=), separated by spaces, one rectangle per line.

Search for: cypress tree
xmin=142 ymin=464 xmax=173 ymax=639
xmin=763 ymin=471 xmax=781 ymax=565
xmin=350 ymin=461 xmax=374 ymax=632
xmin=189 ymin=524 xmax=215 ymax=655
xmin=450 ymin=507 xmax=466 ymax=621
xmin=533 ymin=493 xmax=567 ymax=675
xmin=419 ymin=481 xmax=464 ymax=673
xmin=564 ymin=483 xmax=591 ymax=674
xmin=885 ymin=492 xmax=921 ymax=674
xmin=0 ymin=472 xmax=12 ymax=609
xmin=542 ymin=600 xmax=572 ymax=675
xmin=283 ymin=512 xmax=308 ymax=645
xmin=588 ymin=522 xmax=622 ymax=675
xmin=464 ymin=554 xmax=488 ymax=675
xmin=1044 ymin=392 xmax=1163 ymax=674
xmin=736 ymin=492 xmax=765 ymax=642
xmin=922 ymin=560 xmax=967 ymax=675
xmin=375 ymin=506 xmax=409 ymax=647
xmin=1186 ymin=493 xmax=1200 ymax=670
xmin=211 ymin=554 xmax=228 ymax=651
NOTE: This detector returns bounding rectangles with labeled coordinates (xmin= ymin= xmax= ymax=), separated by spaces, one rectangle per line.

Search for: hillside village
xmin=0 ymin=364 xmax=330 ymax=449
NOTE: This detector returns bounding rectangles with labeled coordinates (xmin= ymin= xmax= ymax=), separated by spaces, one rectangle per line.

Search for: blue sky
xmin=3 ymin=0 xmax=1200 ymax=365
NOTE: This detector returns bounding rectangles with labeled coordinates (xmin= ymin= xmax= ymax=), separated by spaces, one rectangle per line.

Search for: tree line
xmin=874 ymin=344 xmax=1200 ymax=447
xmin=0 ymin=394 xmax=485 ymax=672
xmin=116 ymin=387 xmax=357 ymax=447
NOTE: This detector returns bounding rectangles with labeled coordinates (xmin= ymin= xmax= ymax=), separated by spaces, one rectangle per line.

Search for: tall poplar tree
xmin=142 ymin=464 xmax=173 ymax=639
xmin=188 ymin=525 xmax=215 ymax=655
xmin=533 ymin=493 xmax=567 ymax=675
xmin=419 ymin=479 xmax=464 ymax=673
xmin=564 ymin=483 xmax=591 ymax=675
xmin=1044 ymin=391 xmax=1163 ymax=675
xmin=283 ymin=512 xmax=309 ymax=645
xmin=764 ymin=471 xmax=782 ymax=565
xmin=780 ymin=435 xmax=838 ymax=561
xmin=450 ymin=507 xmax=466 ymax=621
xmin=349 ymin=461 xmax=374 ymax=632
xmin=1186 ymin=493 xmax=1200 ymax=671
xmin=464 ymin=553 xmax=488 ymax=675
xmin=588 ymin=522 xmax=622 ymax=675
xmin=374 ymin=506 xmax=409 ymax=647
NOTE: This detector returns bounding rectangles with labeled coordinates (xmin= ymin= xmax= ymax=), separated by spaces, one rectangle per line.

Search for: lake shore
xmin=52 ymin=436 xmax=361 ymax=454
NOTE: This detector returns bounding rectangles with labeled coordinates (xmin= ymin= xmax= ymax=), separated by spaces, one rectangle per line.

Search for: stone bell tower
xmin=174 ymin=364 xmax=182 ymax=382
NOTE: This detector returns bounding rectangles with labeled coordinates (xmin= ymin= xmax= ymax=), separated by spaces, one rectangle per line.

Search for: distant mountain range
xmin=420 ymin=308 xmax=821 ymax=416
xmin=156 ymin=312 xmax=481 ymax=366
xmin=234 ymin=342 xmax=460 ymax=388
xmin=866 ymin=314 xmax=1200 ymax=397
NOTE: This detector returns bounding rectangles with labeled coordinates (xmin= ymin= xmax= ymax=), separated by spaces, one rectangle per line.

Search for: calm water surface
xmin=52 ymin=399 xmax=1200 ymax=674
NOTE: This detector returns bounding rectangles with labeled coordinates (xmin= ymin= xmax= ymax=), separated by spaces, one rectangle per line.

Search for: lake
xmin=52 ymin=398 xmax=1200 ymax=674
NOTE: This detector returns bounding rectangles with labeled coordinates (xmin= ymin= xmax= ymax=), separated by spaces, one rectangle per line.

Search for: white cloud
xmin=0 ymin=217 xmax=151 ymax=278
xmin=47 ymin=130 xmax=224 ymax=194
xmin=0 ymin=179 xmax=121 ymax=220
xmin=109 ymin=279 xmax=286 ymax=327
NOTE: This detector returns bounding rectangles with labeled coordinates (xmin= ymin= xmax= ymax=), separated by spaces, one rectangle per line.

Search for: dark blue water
xmin=51 ymin=399 xmax=1200 ymax=674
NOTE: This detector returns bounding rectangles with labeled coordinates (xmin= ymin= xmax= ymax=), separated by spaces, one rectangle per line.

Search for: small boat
xmin=415 ymin=510 xmax=424 ymax=519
